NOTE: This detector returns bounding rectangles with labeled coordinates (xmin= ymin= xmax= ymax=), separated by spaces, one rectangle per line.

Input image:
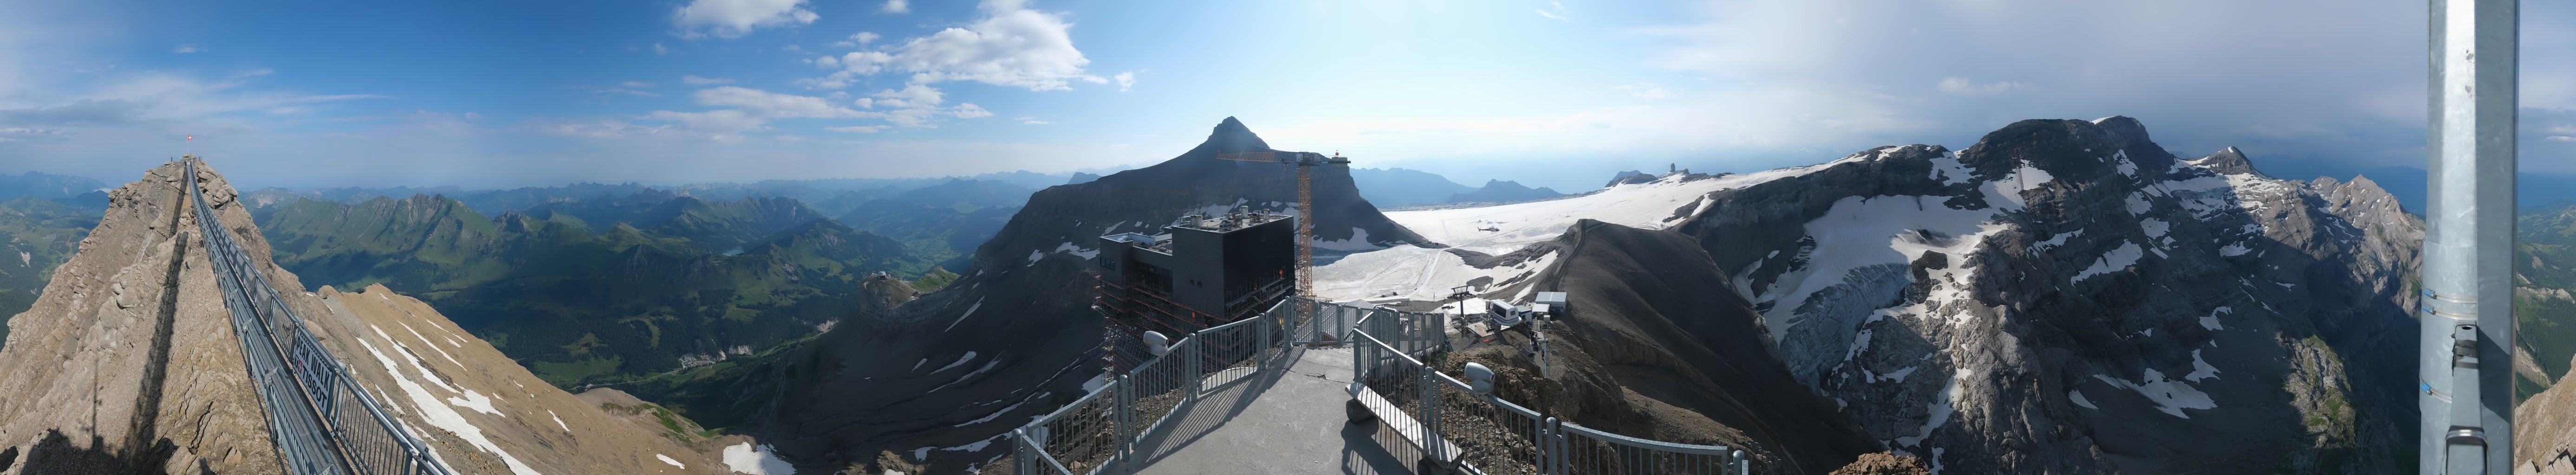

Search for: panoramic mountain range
xmin=8 ymin=117 xmax=2576 ymax=474
xmin=0 ymin=161 xmax=757 ymax=474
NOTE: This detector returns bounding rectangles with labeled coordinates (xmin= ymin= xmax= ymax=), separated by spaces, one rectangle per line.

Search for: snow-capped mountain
xmin=1319 ymin=116 xmax=2422 ymax=473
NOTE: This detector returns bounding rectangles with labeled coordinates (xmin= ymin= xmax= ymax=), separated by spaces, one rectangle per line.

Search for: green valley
xmin=254 ymin=192 xmax=952 ymax=387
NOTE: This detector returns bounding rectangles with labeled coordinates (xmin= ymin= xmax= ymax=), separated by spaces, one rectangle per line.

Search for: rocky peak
xmin=1196 ymin=116 xmax=1271 ymax=154
xmin=2193 ymin=146 xmax=2263 ymax=176
xmin=1957 ymin=118 xmax=2164 ymax=187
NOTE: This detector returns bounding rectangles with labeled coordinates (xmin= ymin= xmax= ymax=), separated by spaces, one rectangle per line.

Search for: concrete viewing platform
xmin=1122 ymin=346 xmax=1416 ymax=475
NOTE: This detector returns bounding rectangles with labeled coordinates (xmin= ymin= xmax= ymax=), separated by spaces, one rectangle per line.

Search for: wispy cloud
xmin=1114 ymin=71 xmax=1137 ymax=92
xmin=881 ymin=0 xmax=910 ymax=14
xmin=1614 ymin=83 xmax=1672 ymax=99
xmin=681 ymin=75 xmax=734 ymax=85
xmin=672 ymin=0 xmax=818 ymax=39
xmin=172 ymin=44 xmax=206 ymax=54
xmin=833 ymin=32 xmax=881 ymax=48
xmin=1535 ymin=1 xmax=1569 ymax=22
xmin=1933 ymin=77 xmax=2028 ymax=97
xmin=805 ymin=0 xmax=1102 ymax=91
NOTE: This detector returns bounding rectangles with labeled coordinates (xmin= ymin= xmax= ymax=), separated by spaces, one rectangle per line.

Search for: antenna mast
xmin=2421 ymin=0 xmax=2517 ymax=472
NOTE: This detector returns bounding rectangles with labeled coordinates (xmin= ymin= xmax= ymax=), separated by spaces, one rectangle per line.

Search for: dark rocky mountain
xmin=1605 ymin=170 xmax=1658 ymax=187
xmin=1660 ymin=117 xmax=2421 ymax=473
xmin=1446 ymin=179 xmax=1565 ymax=204
xmin=1352 ymin=167 xmax=1478 ymax=207
xmin=671 ymin=117 xmax=1429 ymax=473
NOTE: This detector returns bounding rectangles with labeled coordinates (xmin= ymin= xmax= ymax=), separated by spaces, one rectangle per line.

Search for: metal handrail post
xmin=1013 ymin=429 xmax=1033 ymax=475
xmin=1539 ymin=417 xmax=1557 ymax=475
xmin=1114 ymin=374 xmax=1135 ymax=466
xmin=1185 ymin=338 xmax=1202 ymax=396
xmin=1419 ymin=359 xmax=1440 ymax=464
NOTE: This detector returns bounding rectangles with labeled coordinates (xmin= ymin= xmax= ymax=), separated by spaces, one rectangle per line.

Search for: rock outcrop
xmin=1443 ymin=219 xmax=1880 ymax=473
xmin=2521 ymin=356 xmax=2576 ymax=474
xmin=0 ymin=160 xmax=726 ymax=474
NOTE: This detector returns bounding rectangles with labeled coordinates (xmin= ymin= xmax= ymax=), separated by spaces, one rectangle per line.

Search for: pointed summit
xmin=2196 ymin=146 xmax=2264 ymax=176
xmin=1198 ymin=116 xmax=1270 ymax=154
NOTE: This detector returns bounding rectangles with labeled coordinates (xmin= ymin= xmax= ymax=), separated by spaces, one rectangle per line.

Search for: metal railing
xmin=185 ymin=160 xmax=456 ymax=475
xmin=1012 ymin=295 xmax=1750 ymax=475
xmin=1014 ymin=298 xmax=1300 ymax=475
xmin=1349 ymin=305 xmax=1753 ymax=475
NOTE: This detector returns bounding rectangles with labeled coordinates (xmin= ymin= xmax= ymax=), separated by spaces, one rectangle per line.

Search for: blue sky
xmin=1 ymin=0 xmax=2572 ymax=192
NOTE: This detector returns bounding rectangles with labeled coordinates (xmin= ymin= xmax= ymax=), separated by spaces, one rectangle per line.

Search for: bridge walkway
xmin=1124 ymin=346 xmax=1412 ymax=475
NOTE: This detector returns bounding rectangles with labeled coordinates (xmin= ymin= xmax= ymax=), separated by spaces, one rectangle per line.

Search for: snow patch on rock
xmin=2094 ymin=368 xmax=2217 ymax=418
xmin=723 ymin=443 xmax=796 ymax=475
xmin=2074 ymin=242 xmax=2143 ymax=282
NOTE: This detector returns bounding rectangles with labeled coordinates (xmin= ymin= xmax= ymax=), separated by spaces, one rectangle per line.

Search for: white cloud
xmin=1114 ymin=71 xmax=1136 ymax=92
xmin=1934 ymin=77 xmax=2028 ymax=96
xmin=620 ymin=81 xmax=656 ymax=89
xmin=672 ymin=0 xmax=818 ymax=39
xmin=695 ymin=86 xmax=862 ymax=118
xmin=1535 ymin=1 xmax=1569 ymax=22
xmin=826 ymin=125 xmax=882 ymax=133
xmin=682 ymin=75 xmax=734 ymax=85
xmin=654 ymin=42 xmax=670 ymax=55
xmin=882 ymin=0 xmax=910 ymax=14
xmin=621 ymin=86 xmax=884 ymax=138
xmin=807 ymin=0 xmax=1102 ymax=91
xmin=834 ymin=32 xmax=882 ymax=48
xmin=1017 ymin=116 xmax=1049 ymax=125
xmin=952 ymin=103 xmax=993 ymax=118
xmin=1614 ymin=83 xmax=1672 ymax=99
xmin=173 ymin=44 xmax=206 ymax=54
xmin=870 ymin=84 xmax=943 ymax=109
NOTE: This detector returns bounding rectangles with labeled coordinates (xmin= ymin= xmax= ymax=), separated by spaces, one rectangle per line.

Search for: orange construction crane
xmin=1215 ymin=151 xmax=1349 ymax=298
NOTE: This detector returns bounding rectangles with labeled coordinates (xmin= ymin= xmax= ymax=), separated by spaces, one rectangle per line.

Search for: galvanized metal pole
xmin=2422 ymin=0 xmax=2517 ymax=472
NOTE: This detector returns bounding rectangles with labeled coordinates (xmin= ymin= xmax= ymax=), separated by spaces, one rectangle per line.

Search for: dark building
xmin=1094 ymin=209 xmax=1297 ymax=369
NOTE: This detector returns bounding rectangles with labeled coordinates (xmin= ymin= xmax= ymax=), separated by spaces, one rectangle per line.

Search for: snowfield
xmin=1387 ymin=169 xmax=1807 ymax=256
xmin=1316 ymin=164 xmax=1837 ymax=302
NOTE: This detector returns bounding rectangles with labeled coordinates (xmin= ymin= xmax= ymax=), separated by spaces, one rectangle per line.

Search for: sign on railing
xmin=187 ymin=160 xmax=455 ymax=475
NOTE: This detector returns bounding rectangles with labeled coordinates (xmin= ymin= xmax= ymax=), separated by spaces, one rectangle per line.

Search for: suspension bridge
xmin=185 ymin=158 xmax=455 ymax=475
